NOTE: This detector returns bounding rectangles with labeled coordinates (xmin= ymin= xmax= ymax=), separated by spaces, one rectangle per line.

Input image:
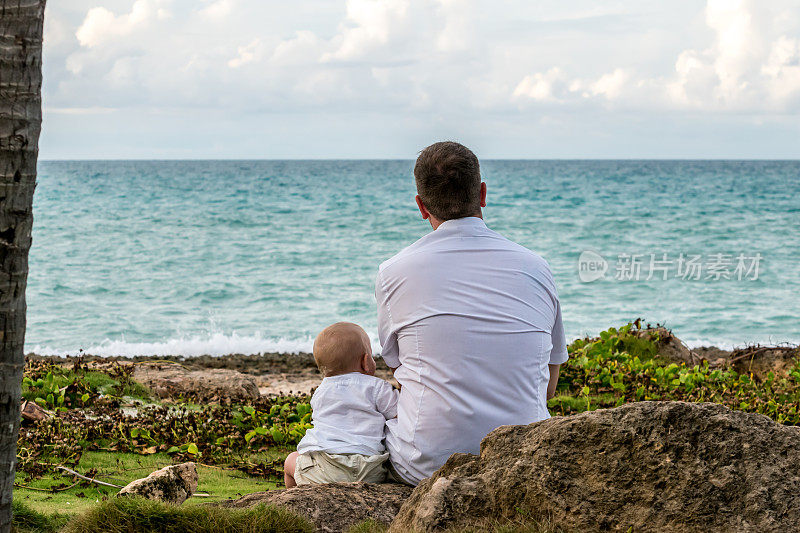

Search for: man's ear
xmin=415 ymin=195 xmax=430 ymax=220
xmin=479 ymin=182 xmax=487 ymax=208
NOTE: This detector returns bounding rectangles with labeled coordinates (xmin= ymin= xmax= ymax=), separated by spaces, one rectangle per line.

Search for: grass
xmin=11 ymin=500 xmax=70 ymax=533
xmin=61 ymin=498 xmax=313 ymax=533
xmin=547 ymin=392 xmax=618 ymax=413
xmin=14 ymin=451 xmax=283 ymax=516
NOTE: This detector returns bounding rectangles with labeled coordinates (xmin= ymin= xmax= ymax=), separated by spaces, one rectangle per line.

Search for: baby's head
xmin=313 ymin=322 xmax=376 ymax=378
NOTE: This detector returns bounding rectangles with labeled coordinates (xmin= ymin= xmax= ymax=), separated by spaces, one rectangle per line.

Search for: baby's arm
xmin=374 ymin=380 xmax=399 ymax=420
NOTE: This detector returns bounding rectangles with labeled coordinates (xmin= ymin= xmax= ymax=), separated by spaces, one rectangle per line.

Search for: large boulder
xmin=391 ymin=402 xmax=800 ymax=532
xmin=133 ymin=364 xmax=259 ymax=402
xmin=218 ymin=482 xmax=413 ymax=532
xmin=118 ymin=462 xmax=198 ymax=504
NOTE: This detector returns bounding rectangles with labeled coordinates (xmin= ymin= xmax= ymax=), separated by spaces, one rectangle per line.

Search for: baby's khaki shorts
xmin=294 ymin=451 xmax=389 ymax=485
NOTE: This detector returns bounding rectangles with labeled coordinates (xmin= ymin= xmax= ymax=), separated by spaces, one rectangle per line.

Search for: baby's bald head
xmin=313 ymin=322 xmax=373 ymax=377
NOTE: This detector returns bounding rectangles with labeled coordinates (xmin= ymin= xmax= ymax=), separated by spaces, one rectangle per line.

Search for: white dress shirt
xmin=375 ymin=216 xmax=568 ymax=484
xmin=297 ymin=372 xmax=399 ymax=456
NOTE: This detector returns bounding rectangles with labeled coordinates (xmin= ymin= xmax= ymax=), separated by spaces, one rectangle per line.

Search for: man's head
xmin=414 ymin=141 xmax=486 ymax=226
xmin=313 ymin=322 xmax=375 ymax=377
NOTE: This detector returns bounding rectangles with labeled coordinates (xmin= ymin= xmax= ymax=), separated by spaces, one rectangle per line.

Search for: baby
xmin=284 ymin=322 xmax=399 ymax=487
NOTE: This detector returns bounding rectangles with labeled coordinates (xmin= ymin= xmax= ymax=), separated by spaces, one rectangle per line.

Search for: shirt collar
xmin=436 ymin=216 xmax=487 ymax=232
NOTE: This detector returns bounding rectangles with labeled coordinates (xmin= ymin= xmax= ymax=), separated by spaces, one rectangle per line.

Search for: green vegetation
xmin=14 ymin=451 xmax=283 ymax=515
xmin=11 ymin=500 xmax=69 ymax=533
xmin=15 ymin=357 xmax=310 ymax=529
xmin=14 ymin=322 xmax=799 ymax=531
xmin=550 ymin=321 xmax=800 ymax=424
xmin=22 ymin=359 xmax=150 ymax=410
xmin=18 ymin=363 xmax=312 ymax=479
xmin=60 ymin=498 xmax=313 ymax=533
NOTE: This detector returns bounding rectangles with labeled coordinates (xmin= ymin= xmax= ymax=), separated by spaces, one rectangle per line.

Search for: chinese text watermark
xmin=578 ymin=251 xmax=763 ymax=283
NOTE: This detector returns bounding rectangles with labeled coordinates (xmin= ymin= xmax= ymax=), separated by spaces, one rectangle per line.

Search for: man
xmin=375 ymin=141 xmax=568 ymax=486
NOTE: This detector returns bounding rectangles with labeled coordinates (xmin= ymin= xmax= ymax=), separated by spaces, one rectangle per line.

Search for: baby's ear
xmin=362 ymin=352 xmax=376 ymax=375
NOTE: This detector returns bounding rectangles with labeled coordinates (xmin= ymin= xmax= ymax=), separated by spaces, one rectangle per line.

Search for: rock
xmin=639 ymin=327 xmax=702 ymax=365
xmin=727 ymin=346 xmax=800 ymax=380
xmin=118 ymin=462 xmax=198 ymax=504
xmin=20 ymin=400 xmax=51 ymax=422
xmin=391 ymin=402 xmax=800 ymax=532
xmin=218 ymin=482 xmax=413 ymax=532
xmin=133 ymin=365 xmax=259 ymax=402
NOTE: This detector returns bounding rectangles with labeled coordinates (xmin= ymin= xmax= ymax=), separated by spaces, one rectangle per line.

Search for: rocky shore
xmin=26 ymin=327 xmax=799 ymax=400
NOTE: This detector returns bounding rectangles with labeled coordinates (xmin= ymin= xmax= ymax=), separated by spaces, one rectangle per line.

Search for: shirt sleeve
xmin=374 ymin=380 xmax=399 ymax=420
xmin=549 ymin=300 xmax=569 ymax=365
xmin=375 ymin=269 xmax=400 ymax=369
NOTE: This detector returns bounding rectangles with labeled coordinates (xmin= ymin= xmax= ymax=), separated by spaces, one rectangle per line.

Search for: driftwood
xmin=57 ymin=466 xmax=210 ymax=497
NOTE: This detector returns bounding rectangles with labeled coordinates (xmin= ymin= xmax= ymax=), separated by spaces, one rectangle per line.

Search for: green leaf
xmin=187 ymin=443 xmax=198 ymax=455
xmin=244 ymin=430 xmax=256 ymax=442
xmin=130 ymin=428 xmax=140 ymax=438
xmin=34 ymin=397 xmax=47 ymax=408
xmin=166 ymin=446 xmax=179 ymax=454
xmin=270 ymin=427 xmax=286 ymax=443
xmin=255 ymin=427 xmax=268 ymax=436
xmin=243 ymin=406 xmax=255 ymax=415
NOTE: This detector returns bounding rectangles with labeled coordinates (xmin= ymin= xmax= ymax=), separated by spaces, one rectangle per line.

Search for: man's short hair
xmin=414 ymin=141 xmax=481 ymax=221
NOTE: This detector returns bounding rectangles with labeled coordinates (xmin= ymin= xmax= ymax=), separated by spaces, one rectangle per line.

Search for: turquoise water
xmin=28 ymin=160 xmax=800 ymax=355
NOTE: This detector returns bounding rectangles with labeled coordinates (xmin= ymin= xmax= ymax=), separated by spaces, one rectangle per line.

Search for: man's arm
xmin=376 ymin=268 xmax=401 ymax=369
xmin=547 ymin=363 xmax=560 ymax=400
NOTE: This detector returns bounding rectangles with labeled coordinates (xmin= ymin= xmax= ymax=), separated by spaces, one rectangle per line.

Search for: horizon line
xmin=38 ymin=157 xmax=800 ymax=162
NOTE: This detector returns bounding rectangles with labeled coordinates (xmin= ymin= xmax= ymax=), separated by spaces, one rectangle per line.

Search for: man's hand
xmin=547 ymin=364 xmax=561 ymax=400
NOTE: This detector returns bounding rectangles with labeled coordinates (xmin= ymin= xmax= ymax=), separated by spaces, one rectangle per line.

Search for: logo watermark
xmin=577 ymin=251 xmax=763 ymax=283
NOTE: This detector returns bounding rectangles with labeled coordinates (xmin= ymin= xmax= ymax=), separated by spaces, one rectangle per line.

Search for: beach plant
xmin=22 ymin=363 xmax=97 ymax=412
xmin=17 ymin=385 xmax=312 ymax=478
xmin=550 ymin=322 xmax=800 ymax=425
xmin=240 ymin=402 xmax=313 ymax=447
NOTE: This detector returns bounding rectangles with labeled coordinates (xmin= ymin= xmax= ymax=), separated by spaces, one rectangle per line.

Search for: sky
xmin=41 ymin=0 xmax=800 ymax=159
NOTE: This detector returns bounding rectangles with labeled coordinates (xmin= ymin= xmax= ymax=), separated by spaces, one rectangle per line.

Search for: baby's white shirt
xmin=297 ymin=372 xmax=399 ymax=456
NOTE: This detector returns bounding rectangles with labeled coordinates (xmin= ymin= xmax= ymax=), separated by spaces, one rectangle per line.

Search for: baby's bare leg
xmin=284 ymin=451 xmax=299 ymax=488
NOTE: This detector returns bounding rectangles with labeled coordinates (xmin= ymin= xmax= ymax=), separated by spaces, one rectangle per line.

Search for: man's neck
xmin=430 ymin=212 xmax=483 ymax=230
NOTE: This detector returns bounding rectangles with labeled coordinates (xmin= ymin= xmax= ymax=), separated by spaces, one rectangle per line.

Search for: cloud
xmin=76 ymin=0 xmax=170 ymax=48
xmin=228 ymin=39 xmax=263 ymax=68
xmin=513 ymin=68 xmax=570 ymax=102
xmin=513 ymin=0 xmax=800 ymax=112
xmin=40 ymin=0 xmax=800 ymax=158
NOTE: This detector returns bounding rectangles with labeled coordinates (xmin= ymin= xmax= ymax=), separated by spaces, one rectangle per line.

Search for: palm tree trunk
xmin=0 ymin=1 xmax=45 ymax=530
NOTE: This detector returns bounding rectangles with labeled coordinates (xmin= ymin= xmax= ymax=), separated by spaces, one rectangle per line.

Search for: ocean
xmin=27 ymin=160 xmax=800 ymax=356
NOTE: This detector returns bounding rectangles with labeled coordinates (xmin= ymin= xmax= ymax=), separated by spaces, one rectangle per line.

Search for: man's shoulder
xmin=378 ymin=225 xmax=553 ymax=278
xmin=378 ymin=230 xmax=438 ymax=274
xmin=482 ymin=227 xmax=554 ymax=273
